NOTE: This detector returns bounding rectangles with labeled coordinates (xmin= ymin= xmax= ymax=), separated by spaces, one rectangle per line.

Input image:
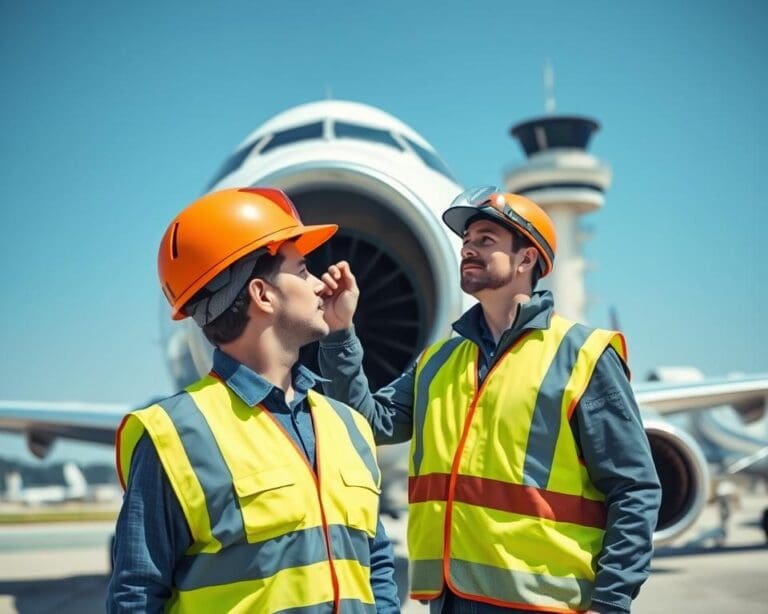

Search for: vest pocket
xmin=233 ymin=466 xmax=307 ymax=542
xmin=340 ymin=467 xmax=380 ymax=537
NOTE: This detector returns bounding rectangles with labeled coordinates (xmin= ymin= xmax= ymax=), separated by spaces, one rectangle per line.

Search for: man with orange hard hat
xmin=107 ymin=188 xmax=399 ymax=613
xmin=317 ymin=186 xmax=661 ymax=613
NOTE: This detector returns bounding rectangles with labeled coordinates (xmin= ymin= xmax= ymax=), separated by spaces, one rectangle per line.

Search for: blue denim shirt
xmin=107 ymin=348 xmax=400 ymax=613
xmin=318 ymin=291 xmax=661 ymax=614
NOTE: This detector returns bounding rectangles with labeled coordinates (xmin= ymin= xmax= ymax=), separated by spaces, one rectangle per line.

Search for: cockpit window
xmin=207 ymin=139 xmax=261 ymax=188
xmin=403 ymin=136 xmax=456 ymax=181
xmin=260 ymin=122 xmax=324 ymax=154
xmin=334 ymin=121 xmax=404 ymax=151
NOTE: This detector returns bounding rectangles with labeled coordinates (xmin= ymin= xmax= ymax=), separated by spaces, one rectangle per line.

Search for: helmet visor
xmin=444 ymin=185 xmax=555 ymax=270
xmin=448 ymin=185 xmax=499 ymax=209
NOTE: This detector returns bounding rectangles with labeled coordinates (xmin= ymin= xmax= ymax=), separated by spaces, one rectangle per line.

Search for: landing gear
xmin=713 ymin=480 xmax=738 ymax=547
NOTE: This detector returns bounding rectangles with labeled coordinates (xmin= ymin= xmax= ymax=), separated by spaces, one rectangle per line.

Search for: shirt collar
xmin=212 ymin=348 xmax=328 ymax=408
xmin=452 ymin=289 xmax=554 ymax=348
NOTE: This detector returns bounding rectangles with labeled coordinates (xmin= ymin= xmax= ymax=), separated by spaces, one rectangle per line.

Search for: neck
xmin=477 ymin=287 xmax=532 ymax=344
xmin=219 ymin=328 xmax=298 ymax=402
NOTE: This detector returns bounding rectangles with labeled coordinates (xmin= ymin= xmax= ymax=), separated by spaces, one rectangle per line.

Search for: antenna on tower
xmin=544 ymin=59 xmax=556 ymax=115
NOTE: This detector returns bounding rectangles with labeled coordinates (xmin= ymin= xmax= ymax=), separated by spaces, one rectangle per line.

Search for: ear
xmin=517 ymin=247 xmax=539 ymax=274
xmin=247 ymin=278 xmax=277 ymax=315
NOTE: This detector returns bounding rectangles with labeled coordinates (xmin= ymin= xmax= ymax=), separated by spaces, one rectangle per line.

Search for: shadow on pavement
xmin=0 ymin=574 xmax=108 ymax=614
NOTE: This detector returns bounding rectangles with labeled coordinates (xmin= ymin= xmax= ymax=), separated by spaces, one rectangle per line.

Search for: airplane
xmin=3 ymin=461 xmax=88 ymax=505
xmin=2 ymin=99 xmax=767 ymax=546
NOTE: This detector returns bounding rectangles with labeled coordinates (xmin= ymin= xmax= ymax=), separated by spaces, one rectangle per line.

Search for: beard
xmin=460 ymin=261 xmax=515 ymax=294
xmin=275 ymin=308 xmax=329 ymax=348
xmin=271 ymin=284 xmax=330 ymax=348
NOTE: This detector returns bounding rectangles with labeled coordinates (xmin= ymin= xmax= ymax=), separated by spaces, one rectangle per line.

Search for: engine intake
xmin=643 ymin=418 xmax=710 ymax=545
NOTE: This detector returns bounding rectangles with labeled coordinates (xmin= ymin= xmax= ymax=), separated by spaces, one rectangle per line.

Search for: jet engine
xmin=26 ymin=429 xmax=56 ymax=459
xmin=642 ymin=416 xmax=710 ymax=544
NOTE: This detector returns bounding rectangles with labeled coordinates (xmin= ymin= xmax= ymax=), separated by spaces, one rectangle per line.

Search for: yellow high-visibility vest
xmin=408 ymin=314 xmax=627 ymax=613
xmin=116 ymin=376 xmax=381 ymax=613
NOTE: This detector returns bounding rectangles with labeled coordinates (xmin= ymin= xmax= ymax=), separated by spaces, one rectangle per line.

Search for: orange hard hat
xmin=442 ymin=186 xmax=557 ymax=277
xmin=158 ymin=187 xmax=337 ymax=320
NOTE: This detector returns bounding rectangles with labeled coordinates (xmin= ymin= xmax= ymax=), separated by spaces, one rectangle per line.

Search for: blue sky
xmin=1 ymin=2 xmax=766 ymax=462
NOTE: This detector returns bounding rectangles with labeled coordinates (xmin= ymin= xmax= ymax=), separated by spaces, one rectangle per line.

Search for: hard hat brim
xmin=280 ymin=222 xmax=338 ymax=257
xmin=170 ymin=222 xmax=338 ymax=320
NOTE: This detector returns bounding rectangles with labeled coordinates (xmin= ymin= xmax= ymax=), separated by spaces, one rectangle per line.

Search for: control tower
xmin=504 ymin=115 xmax=611 ymax=323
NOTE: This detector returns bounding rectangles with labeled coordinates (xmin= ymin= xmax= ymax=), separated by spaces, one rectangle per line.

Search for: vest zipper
xmin=441 ymin=333 xmax=531 ymax=598
xmin=248 ymin=395 xmax=341 ymax=612
xmin=311 ymin=408 xmax=342 ymax=613
xmin=441 ymin=345 xmax=482 ymax=591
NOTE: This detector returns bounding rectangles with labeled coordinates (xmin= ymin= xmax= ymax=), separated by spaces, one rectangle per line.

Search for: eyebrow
xmin=463 ymin=226 xmax=500 ymax=237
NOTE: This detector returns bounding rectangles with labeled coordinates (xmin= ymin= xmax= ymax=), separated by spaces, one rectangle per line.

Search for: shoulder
xmin=593 ymin=345 xmax=631 ymax=382
xmin=123 ymin=432 xmax=168 ymax=490
xmin=417 ymin=335 xmax=470 ymax=368
xmin=133 ymin=375 xmax=220 ymax=417
xmin=552 ymin=316 xmax=627 ymax=365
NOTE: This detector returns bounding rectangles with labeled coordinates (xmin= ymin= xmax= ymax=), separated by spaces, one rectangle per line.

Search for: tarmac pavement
xmin=0 ymin=496 xmax=765 ymax=613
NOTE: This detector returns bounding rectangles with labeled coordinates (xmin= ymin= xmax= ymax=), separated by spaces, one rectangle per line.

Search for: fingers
xmin=316 ymin=279 xmax=333 ymax=297
xmin=320 ymin=271 xmax=338 ymax=294
xmin=317 ymin=261 xmax=360 ymax=299
xmin=331 ymin=260 xmax=359 ymax=292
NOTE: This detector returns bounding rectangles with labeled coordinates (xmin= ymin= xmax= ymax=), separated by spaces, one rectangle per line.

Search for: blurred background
xmin=0 ymin=2 xmax=766 ymax=612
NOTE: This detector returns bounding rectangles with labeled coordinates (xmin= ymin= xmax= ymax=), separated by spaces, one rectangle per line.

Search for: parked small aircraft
xmin=3 ymin=461 xmax=88 ymax=505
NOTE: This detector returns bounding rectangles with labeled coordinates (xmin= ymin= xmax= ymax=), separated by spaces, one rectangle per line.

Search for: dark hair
xmin=200 ymin=251 xmax=285 ymax=345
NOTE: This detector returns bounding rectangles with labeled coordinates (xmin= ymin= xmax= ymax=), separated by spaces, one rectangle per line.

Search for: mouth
xmin=461 ymin=262 xmax=484 ymax=272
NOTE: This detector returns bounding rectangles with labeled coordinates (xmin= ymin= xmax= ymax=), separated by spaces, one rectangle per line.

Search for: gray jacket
xmin=319 ymin=290 xmax=661 ymax=614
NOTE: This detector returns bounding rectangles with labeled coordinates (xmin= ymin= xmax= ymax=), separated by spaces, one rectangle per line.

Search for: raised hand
xmin=320 ymin=260 xmax=360 ymax=331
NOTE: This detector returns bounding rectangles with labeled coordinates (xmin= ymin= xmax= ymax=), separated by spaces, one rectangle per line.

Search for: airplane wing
xmin=634 ymin=375 xmax=768 ymax=416
xmin=3 ymin=375 xmax=768 ymax=451
xmin=0 ymin=400 xmax=129 ymax=457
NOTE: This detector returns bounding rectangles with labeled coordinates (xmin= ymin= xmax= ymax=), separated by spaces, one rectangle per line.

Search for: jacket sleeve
xmin=572 ymin=347 xmax=662 ymax=614
xmin=107 ymin=433 xmax=192 ymax=613
xmin=368 ymin=517 xmax=402 ymax=613
xmin=318 ymin=326 xmax=416 ymax=444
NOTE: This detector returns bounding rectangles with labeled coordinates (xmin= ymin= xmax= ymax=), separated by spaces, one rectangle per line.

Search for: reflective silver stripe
xmin=329 ymin=522 xmax=371 ymax=568
xmin=409 ymin=558 xmax=444 ymax=593
xmin=323 ymin=395 xmax=380 ymax=485
xmin=413 ymin=337 xmax=465 ymax=475
xmin=175 ymin=524 xmax=370 ymax=591
xmin=450 ymin=558 xmax=592 ymax=611
xmin=158 ymin=392 xmax=243 ymax=547
xmin=522 ymin=323 xmax=591 ymax=488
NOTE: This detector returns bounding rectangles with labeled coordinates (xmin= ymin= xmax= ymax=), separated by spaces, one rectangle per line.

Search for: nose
xmin=461 ymin=241 xmax=477 ymax=259
xmin=311 ymin=273 xmax=325 ymax=295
